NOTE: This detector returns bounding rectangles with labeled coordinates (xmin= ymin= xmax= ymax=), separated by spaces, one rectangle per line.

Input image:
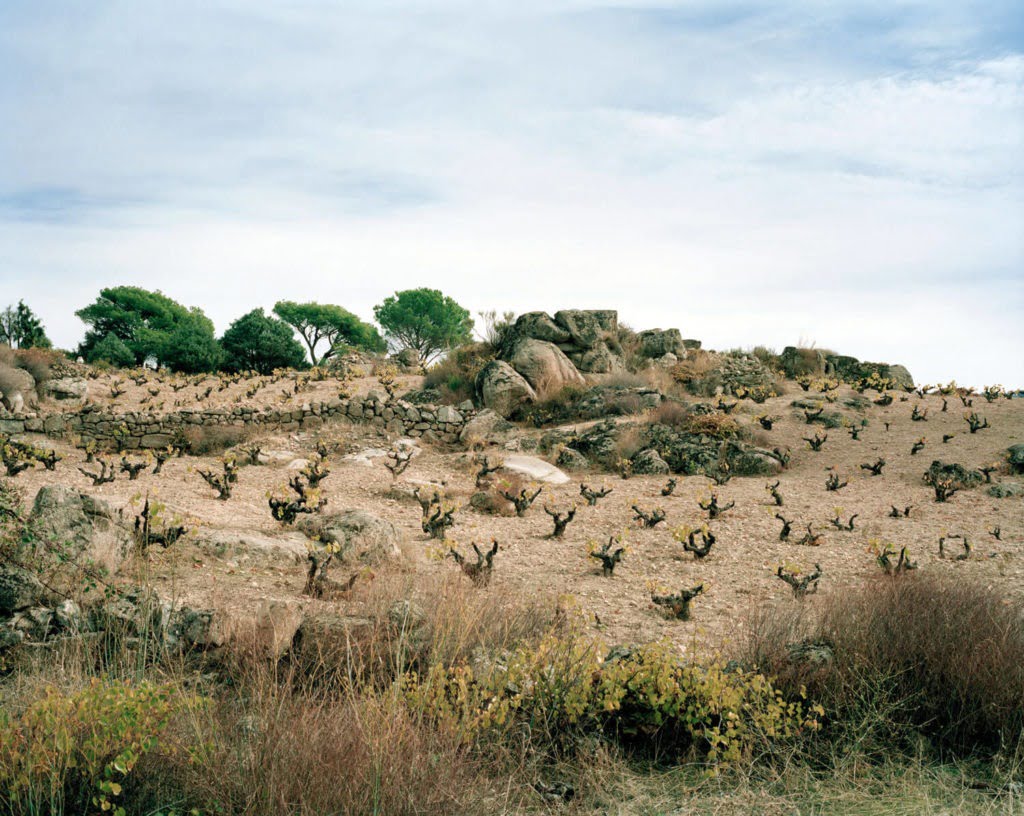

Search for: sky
xmin=1 ymin=0 xmax=1021 ymax=386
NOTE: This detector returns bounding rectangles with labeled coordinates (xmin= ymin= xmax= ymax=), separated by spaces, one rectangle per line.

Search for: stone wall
xmin=0 ymin=391 xmax=472 ymax=448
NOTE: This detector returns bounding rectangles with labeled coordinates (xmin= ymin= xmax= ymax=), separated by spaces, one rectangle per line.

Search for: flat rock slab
xmin=500 ymin=454 xmax=570 ymax=484
xmin=194 ymin=528 xmax=309 ymax=566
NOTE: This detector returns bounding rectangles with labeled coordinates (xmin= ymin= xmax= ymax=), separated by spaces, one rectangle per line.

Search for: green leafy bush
xmin=0 ymin=679 xmax=185 ymax=816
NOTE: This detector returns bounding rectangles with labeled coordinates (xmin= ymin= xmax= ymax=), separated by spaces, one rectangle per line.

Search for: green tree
xmin=158 ymin=310 xmax=222 ymax=373
xmin=0 ymin=300 xmax=51 ymax=349
xmin=221 ymin=308 xmax=308 ymax=374
xmin=75 ymin=287 xmax=218 ymax=371
xmin=374 ymin=288 xmax=473 ymax=365
xmin=272 ymin=301 xmax=384 ymax=366
xmin=77 ymin=286 xmax=188 ymax=364
xmin=88 ymin=333 xmax=136 ymax=367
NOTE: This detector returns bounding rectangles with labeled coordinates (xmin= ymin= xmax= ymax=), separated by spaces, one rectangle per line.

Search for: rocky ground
xmin=4 ymin=372 xmax=1022 ymax=659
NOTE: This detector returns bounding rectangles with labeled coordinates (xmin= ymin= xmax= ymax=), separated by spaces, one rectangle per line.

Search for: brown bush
xmin=650 ymin=401 xmax=688 ymax=428
xmin=14 ymin=347 xmax=62 ymax=384
xmin=669 ymin=350 xmax=717 ymax=384
xmin=181 ymin=424 xmax=254 ymax=455
xmin=740 ymin=572 xmax=1024 ymax=758
xmin=131 ymin=670 xmax=496 ymax=816
xmin=683 ymin=412 xmax=739 ymax=438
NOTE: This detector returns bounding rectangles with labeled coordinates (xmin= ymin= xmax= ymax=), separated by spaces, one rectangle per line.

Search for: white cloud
xmin=0 ymin=2 xmax=1021 ymax=385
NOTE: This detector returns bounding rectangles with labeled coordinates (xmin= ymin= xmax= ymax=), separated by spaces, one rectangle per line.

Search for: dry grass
xmin=740 ymin=572 xmax=1024 ymax=759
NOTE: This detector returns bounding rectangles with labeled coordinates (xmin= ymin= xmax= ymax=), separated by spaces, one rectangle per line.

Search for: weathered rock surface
xmin=195 ymin=528 xmax=310 ymax=566
xmin=298 ymin=510 xmax=401 ymax=565
xmin=41 ymin=377 xmax=88 ymax=403
xmin=29 ymin=485 xmax=131 ymax=576
xmin=509 ymin=339 xmax=586 ymax=394
xmin=638 ymin=329 xmax=686 ymax=359
xmin=632 ymin=448 xmax=670 ymax=475
xmin=0 ymin=366 xmax=36 ymax=412
xmin=476 ymin=360 xmax=536 ymax=418
xmin=459 ymin=408 xmax=515 ymax=444
xmin=499 ymin=454 xmax=570 ymax=485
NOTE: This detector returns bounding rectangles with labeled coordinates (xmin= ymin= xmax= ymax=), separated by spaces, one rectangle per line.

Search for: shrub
xmin=404 ymin=636 xmax=817 ymax=762
xmin=0 ymin=678 xmax=183 ymax=816
xmin=180 ymin=424 xmax=253 ymax=455
xmin=13 ymin=347 xmax=62 ymax=384
xmin=683 ymin=411 xmax=740 ymax=439
xmin=424 ymin=343 xmax=494 ymax=405
xmin=740 ymin=573 xmax=1024 ymax=758
xmin=651 ymin=401 xmax=689 ymax=427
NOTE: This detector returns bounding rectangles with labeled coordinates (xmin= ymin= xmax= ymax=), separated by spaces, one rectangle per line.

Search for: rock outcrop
xmin=298 ymin=510 xmax=401 ymax=565
xmin=29 ymin=485 xmax=132 ymax=577
xmin=475 ymin=361 xmax=537 ymax=419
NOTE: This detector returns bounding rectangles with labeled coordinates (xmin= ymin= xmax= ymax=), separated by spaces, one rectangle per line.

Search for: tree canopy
xmin=0 ymin=301 xmax=51 ymax=349
xmin=221 ymin=308 xmax=308 ymax=374
xmin=272 ymin=301 xmax=385 ymax=366
xmin=373 ymin=288 xmax=473 ymax=365
xmin=88 ymin=333 xmax=136 ymax=368
xmin=76 ymin=286 xmax=219 ymax=371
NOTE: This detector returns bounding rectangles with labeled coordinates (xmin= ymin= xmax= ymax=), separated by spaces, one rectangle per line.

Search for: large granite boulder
xmin=1008 ymin=444 xmax=1024 ymax=475
xmin=506 ymin=309 xmax=623 ymax=375
xmin=509 ymin=338 xmax=586 ymax=395
xmin=780 ymin=347 xmax=828 ymax=378
xmin=476 ymin=360 xmax=536 ymax=419
xmin=638 ymin=329 xmax=686 ymax=359
xmin=0 ymin=366 xmax=37 ymax=412
xmin=459 ymin=408 xmax=515 ymax=445
xmin=29 ymin=486 xmax=132 ymax=576
xmin=298 ymin=510 xmax=401 ymax=565
xmin=554 ymin=310 xmax=603 ymax=349
xmin=632 ymin=448 xmax=670 ymax=475
xmin=499 ymin=454 xmax=570 ymax=484
xmin=512 ymin=312 xmax=571 ymax=345
xmin=41 ymin=377 xmax=88 ymax=404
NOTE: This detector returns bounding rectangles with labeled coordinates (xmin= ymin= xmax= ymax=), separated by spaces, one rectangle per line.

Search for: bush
xmin=424 ymin=343 xmax=494 ymax=405
xmin=740 ymin=573 xmax=1024 ymax=758
xmin=0 ymin=679 xmax=183 ymax=816
xmin=404 ymin=636 xmax=816 ymax=762
xmin=13 ymin=347 xmax=63 ymax=384
xmin=180 ymin=424 xmax=253 ymax=455
xmin=650 ymin=400 xmax=689 ymax=428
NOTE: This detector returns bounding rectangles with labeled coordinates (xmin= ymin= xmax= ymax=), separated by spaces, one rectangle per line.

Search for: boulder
xmin=29 ymin=486 xmax=131 ymax=576
xmin=631 ymin=448 xmax=670 ymax=475
xmin=0 ymin=565 xmax=44 ymax=616
xmin=574 ymin=345 xmax=623 ymax=374
xmin=195 ymin=528 xmax=310 ymax=567
xmin=0 ymin=366 xmax=37 ymax=411
xmin=392 ymin=348 xmax=421 ymax=369
xmin=556 ymin=447 xmax=590 ymax=471
xmin=1008 ymin=444 xmax=1024 ymax=475
xmin=499 ymin=454 xmax=570 ymax=485
xmin=298 ymin=510 xmax=401 ymax=565
xmin=293 ymin=612 xmax=374 ymax=669
xmin=780 ymin=347 xmax=827 ymax=378
xmin=459 ymin=408 xmax=515 ymax=445
xmin=512 ymin=312 xmax=571 ymax=345
xmin=476 ymin=361 xmax=536 ymax=419
xmin=553 ymin=310 xmax=603 ymax=349
xmin=638 ymin=329 xmax=686 ymax=359
xmin=509 ymin=338 xmax=585 ymax=395
xmin=41 ymin=377 xmax=88 ymax=403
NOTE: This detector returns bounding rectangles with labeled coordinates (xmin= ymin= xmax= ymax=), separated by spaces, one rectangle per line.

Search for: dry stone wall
xmin=0 ymin=392 xmax=472 ymax=448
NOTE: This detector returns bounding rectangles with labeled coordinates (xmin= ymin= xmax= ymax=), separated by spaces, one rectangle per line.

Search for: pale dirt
xmin=12 ymin=374 xmax=1024 ymax=653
